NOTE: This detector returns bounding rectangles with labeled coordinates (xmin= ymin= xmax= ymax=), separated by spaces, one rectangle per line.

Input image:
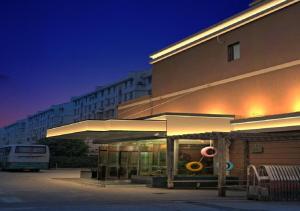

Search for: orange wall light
xmin=248 ymin=105 xmax=266 ymax=117
xmin=293 ymin=101 xmax=300 ymax=112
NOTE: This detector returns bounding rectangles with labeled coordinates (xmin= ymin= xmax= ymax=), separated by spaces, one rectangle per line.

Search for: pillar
xmin=173 ymin=139 xmax=179 ymax=175
xmin=217 ymin=135 xmax=226 ymax=197
xmin=167 ymin=137 xmax=175 ymax=189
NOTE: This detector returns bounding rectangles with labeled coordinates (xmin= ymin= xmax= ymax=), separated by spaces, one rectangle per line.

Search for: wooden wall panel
xmin=229 ymin=139 xmax=300 ymax=180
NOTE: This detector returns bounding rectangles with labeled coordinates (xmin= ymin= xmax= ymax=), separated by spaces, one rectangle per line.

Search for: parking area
xmin=0 ymin=169 xmax=299 ymax=210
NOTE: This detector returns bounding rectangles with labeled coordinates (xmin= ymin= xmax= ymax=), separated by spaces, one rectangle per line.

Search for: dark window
xmin=15 ymin=146 xmax=46 ymax=154
xmin=228 ymin=42 xmax=240 ymax=62
xmin=0 ymin=147 xmax=11 ymax=156
xmin=129 ymin=92 xmax=133 ymax=100
xmin=5 ymin=147 xmax=11 ymax=156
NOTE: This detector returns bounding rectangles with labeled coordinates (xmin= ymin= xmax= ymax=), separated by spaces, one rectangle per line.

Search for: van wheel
xmin=32 ymin=169 xmax=40 ymax=172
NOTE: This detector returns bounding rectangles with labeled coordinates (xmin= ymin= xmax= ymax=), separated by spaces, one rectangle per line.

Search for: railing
xmin=247 ymin=165 xmax=300 ymax=201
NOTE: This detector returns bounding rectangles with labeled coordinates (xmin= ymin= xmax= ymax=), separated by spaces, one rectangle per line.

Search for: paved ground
xmin=0 ymin=169 xmax=299 ymax=210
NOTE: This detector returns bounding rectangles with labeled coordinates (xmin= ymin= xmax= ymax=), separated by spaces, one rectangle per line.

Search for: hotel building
xmin=47 ymin=0 xmax=300 ymax=188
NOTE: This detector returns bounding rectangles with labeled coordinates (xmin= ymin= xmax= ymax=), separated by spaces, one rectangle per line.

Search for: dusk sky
xmin=0 ymin=0 xmax=252 ymax=127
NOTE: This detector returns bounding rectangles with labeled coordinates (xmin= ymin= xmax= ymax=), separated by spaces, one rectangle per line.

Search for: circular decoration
xmin=201 ymin=146 xmax=217 ymax=157
xmin=226 ymin=161 xmax=234 ymax=171
xmin=185 ymin=161 xmax=204 ymax=172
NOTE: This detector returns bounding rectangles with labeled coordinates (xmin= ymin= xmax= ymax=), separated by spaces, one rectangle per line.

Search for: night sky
xmin=0 ymin=0 xmax=252 ymax=127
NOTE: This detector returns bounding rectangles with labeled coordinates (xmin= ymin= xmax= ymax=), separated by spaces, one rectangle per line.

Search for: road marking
xmin=0 ymin=197 xmax=23 ymax=203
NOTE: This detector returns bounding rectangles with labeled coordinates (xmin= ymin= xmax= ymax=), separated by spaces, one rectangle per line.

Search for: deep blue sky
xmin=0 ymin=0 xmax=252 ymax=127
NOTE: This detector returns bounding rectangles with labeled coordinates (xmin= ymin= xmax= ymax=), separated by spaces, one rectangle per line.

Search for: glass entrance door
xmin=98 ymin=140 xmax=167 ymax=179
xmin=139 ymin=152 xmax=153 ymax=176
xmin=119 ymin=151 xmax=128 ymax=178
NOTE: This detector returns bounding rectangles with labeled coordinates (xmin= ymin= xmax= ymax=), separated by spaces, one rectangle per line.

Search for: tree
xmin=39 ymin=139 xmax=88 ymax=157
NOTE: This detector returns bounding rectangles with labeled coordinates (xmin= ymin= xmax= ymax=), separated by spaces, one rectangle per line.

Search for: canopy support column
xmin=217 ymin=135 xmax=227 ymax=197
xmin=167 ymin=137 xmax=175 ymax=189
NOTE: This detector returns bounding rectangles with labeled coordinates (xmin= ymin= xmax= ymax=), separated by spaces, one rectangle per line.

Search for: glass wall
xmin=175 ymin=139 xmax=214 ymax=176
xmin=98 ymin=138 xmax=215 ymax=179
xmin=99 ymin=139 xmax=166 ymax=179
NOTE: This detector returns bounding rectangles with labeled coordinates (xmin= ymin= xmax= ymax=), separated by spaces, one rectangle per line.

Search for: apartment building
xmin=71 ymin=70 xmax=151 ymax=155
xmin=26 ymin=102 xmax=73 ymax=143
xmin=47 ymin=0 xmax=300 ymax=187
xmin=2 ymin=119 xmax=28 ymax=145
xmin=72 ymin=70 xmax=152 ymax=122
xmin=0 ymin=102 xmax=73 ymax=146
xmin=0 ymin=128 xmax=3 ymax=145
xmin=0 ymin=70 xmax=151 ymax=146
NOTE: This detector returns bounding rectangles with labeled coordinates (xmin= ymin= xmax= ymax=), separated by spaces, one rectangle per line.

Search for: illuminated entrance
xmin=98 ymin=139 xmax=167 ymax=179
xmin=46 ymin=114 xmax=234 ymax=191
xmin=96 ymin=138 xmax=217 ymax=180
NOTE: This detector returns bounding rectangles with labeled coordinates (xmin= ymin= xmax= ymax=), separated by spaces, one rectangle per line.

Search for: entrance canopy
xmin=46 ymin=119 xmax=167 ymax=143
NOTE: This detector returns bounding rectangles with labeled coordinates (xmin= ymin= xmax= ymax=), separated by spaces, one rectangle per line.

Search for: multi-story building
xmin=26 ymin=102 xmax=73 ymax=143
xmin=0 ymin=102 xmax=73 ymax=146
xmin=0 ymin=70 xmax=151 ymax=146
xmin=72 ymin=70 xmax=151 ymax=122
xmin=71 ymin=70 xmax=151 ymax=155
xmin=2 ymin=119 xmax=28 ymax=145
xmin=0 ymin=128 xmax=5 ymax=146
xmin=47 ymin=0 xmax=300 ymax=188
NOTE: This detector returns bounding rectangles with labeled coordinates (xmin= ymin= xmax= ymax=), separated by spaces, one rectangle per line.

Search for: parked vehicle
xmin=0 ymin=145 xmax=49 ymax=171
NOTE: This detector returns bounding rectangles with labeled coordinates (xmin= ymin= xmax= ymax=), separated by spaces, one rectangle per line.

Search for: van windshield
xmin=15 ymin=146 xmax=46 ymax=154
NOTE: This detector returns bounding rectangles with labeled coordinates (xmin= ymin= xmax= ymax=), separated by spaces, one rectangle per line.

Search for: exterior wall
xmin=152 ymin=3 xmax=300 ymax=97
xmin=72 ymin=70 xmax=151 ymax=122
xmin=230 ymin=138 xmax=300 ymax=179
xmin=229 ymin=139 xmax=247 ymax=180
xmin=248 ymin=140 xmax=300 ymax=166
xmin=120 ymin=64 xmax=300 ymax=119
xmin=118 ymin=3 xmax=300 ymax=120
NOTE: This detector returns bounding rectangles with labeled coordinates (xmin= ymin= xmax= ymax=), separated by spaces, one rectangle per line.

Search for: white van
xmin=0 ymin=145 xmax=49 ymax=171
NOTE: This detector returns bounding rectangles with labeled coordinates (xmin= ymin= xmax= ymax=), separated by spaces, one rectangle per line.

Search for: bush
xmin=39 ymin=139 xmax=89 ymax=157
xmin=49 ymin=156 xmax=98 ymax=168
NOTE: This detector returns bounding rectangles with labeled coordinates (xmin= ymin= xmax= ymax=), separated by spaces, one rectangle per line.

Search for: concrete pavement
xmin=0 ymin=169 xmax=299 ymax=210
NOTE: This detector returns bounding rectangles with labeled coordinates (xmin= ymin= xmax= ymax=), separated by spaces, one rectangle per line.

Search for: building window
xmin=128 ymin=92 xmax=133 ymax=100
xmin=228 ymin=42 xmax=240 ymax=62
xmin=128 ymin=80 xmax=133 ymax=87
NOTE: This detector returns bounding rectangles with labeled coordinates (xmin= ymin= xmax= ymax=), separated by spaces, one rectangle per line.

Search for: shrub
xmin=49 ymin=156 xmax=98 ymax=168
